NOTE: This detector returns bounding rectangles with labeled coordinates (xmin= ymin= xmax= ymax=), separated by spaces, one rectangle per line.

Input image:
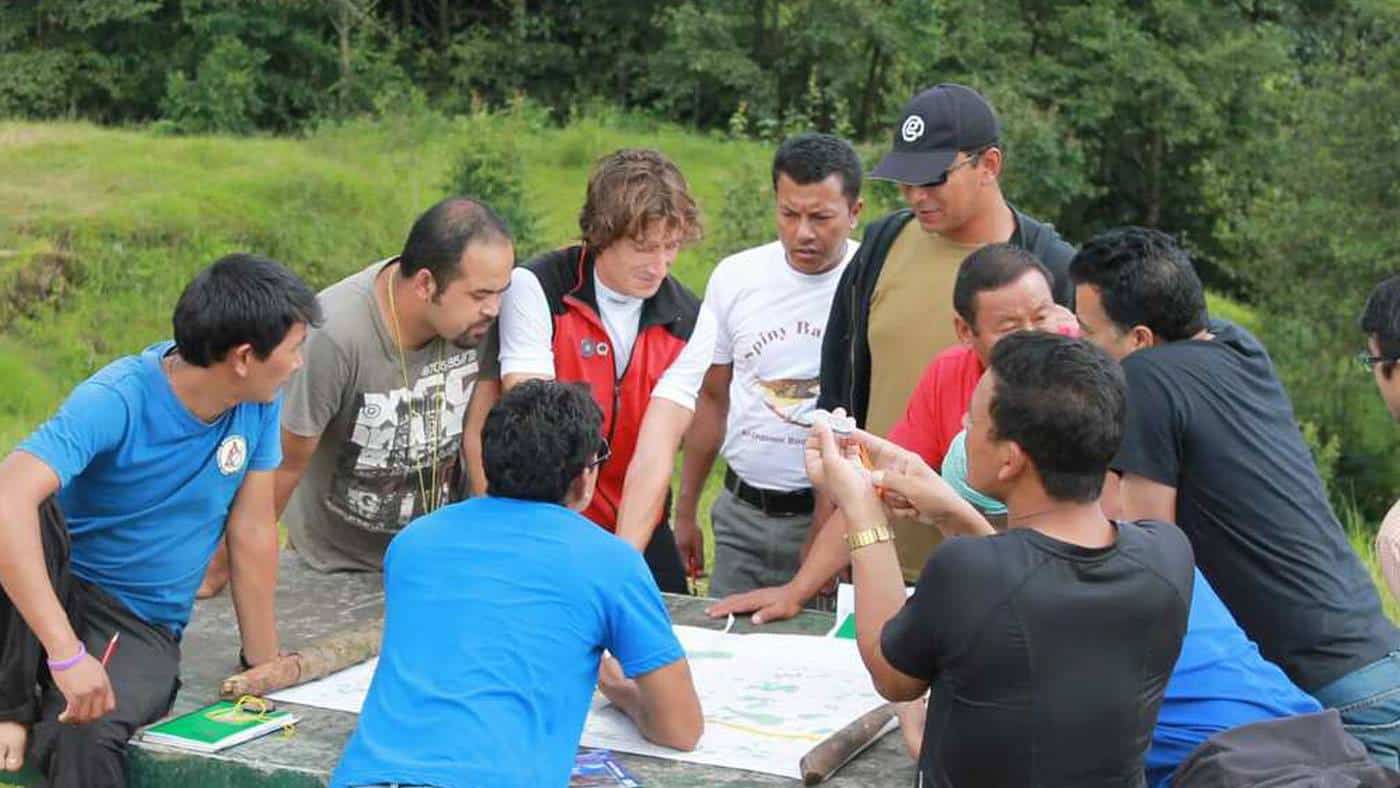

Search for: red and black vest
xmin=526 ymin=245 xmax=700 ymax=531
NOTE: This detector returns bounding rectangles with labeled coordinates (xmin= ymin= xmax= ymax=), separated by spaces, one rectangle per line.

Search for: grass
xmin=0 ymin=110 xmax=1389 ymax=609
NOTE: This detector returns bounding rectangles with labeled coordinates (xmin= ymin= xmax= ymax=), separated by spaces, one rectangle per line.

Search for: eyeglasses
xmin=587 ymin=437 xmax=612 ymax=469
xmin=915 ymin=147 xmax=992 ymax=189
xmin=1357 ymin=350 xmax=1399 ymax=371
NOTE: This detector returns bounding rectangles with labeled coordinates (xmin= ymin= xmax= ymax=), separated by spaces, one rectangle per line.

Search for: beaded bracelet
xmin=47 ymin=642 xmax=86 ymax=672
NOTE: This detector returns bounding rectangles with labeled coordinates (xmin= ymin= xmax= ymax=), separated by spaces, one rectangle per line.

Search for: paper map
xmin=580 ymin=625 xmax=888 ymax=778
xmin=269 ymin=625 xmax=889 ymax=779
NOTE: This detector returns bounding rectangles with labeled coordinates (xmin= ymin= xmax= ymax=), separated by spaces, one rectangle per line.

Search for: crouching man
xmin=332 ymin=380 xmax=702 ymax=787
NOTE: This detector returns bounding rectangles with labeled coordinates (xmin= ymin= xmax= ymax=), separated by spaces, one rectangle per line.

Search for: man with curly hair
xmin=496 ymin=149 xmax=717 ymax=593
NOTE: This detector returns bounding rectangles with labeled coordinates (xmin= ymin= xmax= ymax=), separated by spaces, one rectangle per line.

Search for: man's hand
xmin=673 ymin=514 xmax=705 ymax=580
xmin=804 ymin=423 xmax=885 ymax=528
xmin=705 ymin=583 xmax=805 ymax=625
xmin=0 ymin=721 xmax=26 ymax=772
xmin=52 ymin=651 xmax=116 ymax=725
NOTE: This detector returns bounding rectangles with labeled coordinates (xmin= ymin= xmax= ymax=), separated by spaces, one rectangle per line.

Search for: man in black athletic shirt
xmin=808 ymin=331 xmax=1194 ymax=787
xmin=1073 ymin=227 xmax=1400 ymax=768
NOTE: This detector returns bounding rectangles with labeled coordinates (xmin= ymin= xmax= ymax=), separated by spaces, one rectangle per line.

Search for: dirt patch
xmin=0 ymin=244 xmax=80 ymax=329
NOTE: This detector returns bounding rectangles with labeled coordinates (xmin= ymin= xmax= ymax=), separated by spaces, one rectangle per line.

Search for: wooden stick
xmin=799 ymin=702 xmax=898 ymax=785
xmin=219 ymin=619 xmax=383 ymax=700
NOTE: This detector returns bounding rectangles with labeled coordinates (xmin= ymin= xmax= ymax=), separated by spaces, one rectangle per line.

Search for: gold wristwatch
xmin=845 ymin=524 xmax=895 ymax=551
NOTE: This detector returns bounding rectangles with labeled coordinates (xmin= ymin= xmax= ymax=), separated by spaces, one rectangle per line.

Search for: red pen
xmin=99 ymin=632 xmax=120 ymax=667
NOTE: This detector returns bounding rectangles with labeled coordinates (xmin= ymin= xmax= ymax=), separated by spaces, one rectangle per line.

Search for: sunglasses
xmin=587 ymin=436 xmax=612 ymax=469
xmin=913 ymin=147 xmax=992 ymax=189
xmin=1357 ymin=350 xmax=1399 ymax=371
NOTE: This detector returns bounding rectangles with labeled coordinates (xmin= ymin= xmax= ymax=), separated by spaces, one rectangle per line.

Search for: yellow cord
xmin=386 ymin=268 xmax=446 ymax=515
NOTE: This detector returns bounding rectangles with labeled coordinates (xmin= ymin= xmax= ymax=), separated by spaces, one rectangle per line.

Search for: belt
xmin=724 ymin=468 xmax=814 ymax=516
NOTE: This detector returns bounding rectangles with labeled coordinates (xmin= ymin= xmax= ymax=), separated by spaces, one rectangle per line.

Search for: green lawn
xmin=0 ymin=112 xmax=1388 ymax=615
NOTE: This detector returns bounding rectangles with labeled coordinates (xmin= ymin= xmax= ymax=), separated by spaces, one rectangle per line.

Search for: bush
xmin=444 ymin=129 xmax=541 ymax=260
xmin=158 ymin=37 xmax=267 ymax=135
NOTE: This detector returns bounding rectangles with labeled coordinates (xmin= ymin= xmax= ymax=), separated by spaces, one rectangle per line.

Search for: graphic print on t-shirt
xmin=755 ymin=376 xmax=820 ymax=427
xmin=738 ymin=318 xmax=825 ymax=448
xmin=327 ymin=352 xmax=474 ymax=532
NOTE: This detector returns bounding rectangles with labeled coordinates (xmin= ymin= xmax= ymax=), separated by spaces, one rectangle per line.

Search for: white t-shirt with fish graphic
xmin=705 ymin=239 xmax=856 ymax=491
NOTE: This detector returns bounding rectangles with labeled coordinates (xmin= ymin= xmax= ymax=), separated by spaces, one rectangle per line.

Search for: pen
xmin=99 ymin=631 xmax=120 ymax=668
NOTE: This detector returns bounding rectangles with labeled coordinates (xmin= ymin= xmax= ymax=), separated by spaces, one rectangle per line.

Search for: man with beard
xmin=200 ymin=197 xmax=514 ymax=586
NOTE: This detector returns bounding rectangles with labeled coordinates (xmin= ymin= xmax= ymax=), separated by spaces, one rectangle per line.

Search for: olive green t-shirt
xmin=865 ymin=221 xmax=984 ymax=580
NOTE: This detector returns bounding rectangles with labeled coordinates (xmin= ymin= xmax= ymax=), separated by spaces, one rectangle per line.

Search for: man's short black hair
xmin=953 ymin=244 xmax=1053 ymax=326
xmin=400 ymin=197 xmax=512 ymax=292
xmin=771 ymin=133 xmax=863 ymax=204
xmin=1069 ymin=227 xmax=1207 ymax=341
xmin=483 ymin=380 xmax=604 ymax=504
xmin=987 ymin=331 xmax=1126 ymax=503
xmin=1361 ymin=275 xmax=1400 ymax=363
xmin=173 ymin=253 xmax=322 ymax=367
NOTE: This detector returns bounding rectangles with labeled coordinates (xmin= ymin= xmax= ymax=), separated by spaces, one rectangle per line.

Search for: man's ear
xmin=228 ymin=343 xmax=255 ymax=378
xmin=1127 ymin=324 xmax=1158 ymax=351
xmin=997 ymin=439 xmax=1026 ymax=486
xmin=979 ymin=147 xmax=1004 ymax=180
xmin=411 ymin=268 xmax=438 ymax=302
xmin=564 ymin=466 xmax=598 ymax=512
xmin=954 ymin=313 xmax=976 ymax=346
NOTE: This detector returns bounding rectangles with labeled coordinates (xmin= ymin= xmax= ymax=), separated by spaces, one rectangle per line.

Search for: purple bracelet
xmin=47 ymin=642 xmax=86 ymax=672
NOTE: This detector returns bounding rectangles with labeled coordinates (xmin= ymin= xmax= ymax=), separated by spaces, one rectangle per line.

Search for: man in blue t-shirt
xmin=0 ymin=254 xmax=321 ymax=787
xmin=333 ymin=380 xmax=702 ymax=788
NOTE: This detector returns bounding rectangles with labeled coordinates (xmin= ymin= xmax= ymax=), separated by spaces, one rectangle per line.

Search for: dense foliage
xmin=1 ymin=0 xmax=1397 ymax=515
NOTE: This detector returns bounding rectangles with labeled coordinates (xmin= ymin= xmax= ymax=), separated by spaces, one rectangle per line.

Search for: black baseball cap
xmin=870 ymin=84 xmax=1000 ymax=185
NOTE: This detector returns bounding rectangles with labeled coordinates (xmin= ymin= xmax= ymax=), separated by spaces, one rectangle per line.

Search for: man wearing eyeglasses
xmin=711 ymin=85 xmax=1078 ymax=623
xmin=332 ymin=381 xmax=702 ymax=787
xmin=1361 ymin=276 xmax=1400 ymax=604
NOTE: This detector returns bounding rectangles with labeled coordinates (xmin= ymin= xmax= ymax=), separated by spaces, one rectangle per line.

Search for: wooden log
xmin=799 ymin=702 xmax=898 ymax=785
xmin=219 ymin=619 xmax=383 ymax=700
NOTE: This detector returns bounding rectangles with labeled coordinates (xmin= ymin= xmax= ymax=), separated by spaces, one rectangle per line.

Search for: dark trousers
xmin=0 ymin=498 xmax=181 ymax=788
xmin=643 ymin=522 xmax=689 ymax=595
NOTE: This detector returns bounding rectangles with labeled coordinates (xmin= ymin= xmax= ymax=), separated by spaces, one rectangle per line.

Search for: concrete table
xmin=109 ymin=552 xmax=910 ymax=786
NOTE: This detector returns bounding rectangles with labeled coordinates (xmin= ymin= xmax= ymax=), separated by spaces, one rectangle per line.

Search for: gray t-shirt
xmin=283 ymin=260 xmax=480 ymax=571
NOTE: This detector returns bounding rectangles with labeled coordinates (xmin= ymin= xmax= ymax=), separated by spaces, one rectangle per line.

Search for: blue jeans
xmin=1310 ymin=650 xmax=1400 ymax=769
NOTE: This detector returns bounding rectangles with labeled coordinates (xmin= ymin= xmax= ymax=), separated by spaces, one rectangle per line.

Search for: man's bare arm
xmin=462 ymin=379 xmax=501 ymax=497
xmin=598 ymin=655 xmax=703 ymax=751
xmin=226 ymin=470 xmax=280 ymax=665
xmin=0 ymin=452 xmax=114 ymax=723
xmin=675 ymin=364 xmax=732 ymax=576
xmin=615 ymin=399 xmax=695 ymax=551
xmin=273 ymin=430 xmax=321 ymax=521
xmin=705 ymin=507 xmax=852 ymax=623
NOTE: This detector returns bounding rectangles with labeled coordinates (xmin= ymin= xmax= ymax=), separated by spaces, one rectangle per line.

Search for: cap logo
xmin=901 ymin=115 xmax=925 ymax=143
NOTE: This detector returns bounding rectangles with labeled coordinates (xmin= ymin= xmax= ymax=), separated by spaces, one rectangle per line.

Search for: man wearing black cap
xmin=709 ymin=84 xmax=1077 ymax=623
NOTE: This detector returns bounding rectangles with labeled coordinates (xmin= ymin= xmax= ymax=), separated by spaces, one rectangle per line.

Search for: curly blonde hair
xmin=578 ymin=149 xmax=703 ymax=251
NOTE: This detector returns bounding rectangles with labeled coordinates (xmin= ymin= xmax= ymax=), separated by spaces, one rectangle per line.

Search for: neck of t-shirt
xmin=593 ymin=271 xmax=644 ymax=310
xmin=782 ymin=240 xmax=851 ymax=279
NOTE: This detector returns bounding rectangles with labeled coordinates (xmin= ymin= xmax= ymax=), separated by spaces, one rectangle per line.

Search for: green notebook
xmin=141 ymin=700 xmax=297 ymax=753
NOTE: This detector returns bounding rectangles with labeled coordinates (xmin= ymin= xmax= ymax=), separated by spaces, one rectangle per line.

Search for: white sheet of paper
xmin=266 ymin=625 xmax=889 ymax=779
xmin=580 ymin=625 xmax=888 ymax=779
xmin=267 ymin=657 xmax=378 ymax=713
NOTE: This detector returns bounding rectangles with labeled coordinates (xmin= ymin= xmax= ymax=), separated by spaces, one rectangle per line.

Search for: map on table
xmin=580 ymin=625 xmax=890 ymax=778
xmin=269 ymin=625 xmax=891 ymax=779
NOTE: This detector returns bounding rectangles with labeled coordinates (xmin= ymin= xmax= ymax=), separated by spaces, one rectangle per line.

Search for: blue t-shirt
xmin=17 ymin=341 xmax=282 ymax=634
xmin=1147 ymin=571 xmax=1322 ymax=786
xmin=332 ymin=497 xmax=684 ymax=788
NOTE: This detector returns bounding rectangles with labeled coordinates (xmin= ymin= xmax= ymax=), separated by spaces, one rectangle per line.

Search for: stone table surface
xmin=120 ymin=551 xmax=914 ymax=787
